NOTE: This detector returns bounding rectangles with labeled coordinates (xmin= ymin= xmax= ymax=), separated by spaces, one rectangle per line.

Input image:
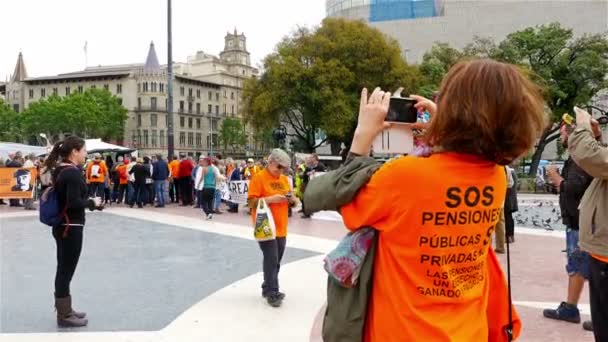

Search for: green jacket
xmin=568 ymin=123 xmax=608 ymax=257
xmin=303 ymin=156 xmax=381 ymax=214
xmin=303 ymin=156 xmax=381 ymax=342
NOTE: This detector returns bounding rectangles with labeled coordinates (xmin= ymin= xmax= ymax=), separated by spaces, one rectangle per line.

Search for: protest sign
xmin=0 ymin=168 xmax=38 ymax=199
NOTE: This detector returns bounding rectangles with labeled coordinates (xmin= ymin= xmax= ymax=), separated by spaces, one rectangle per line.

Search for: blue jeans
xmin=154 ymin=180 xmax=166 ymax=207
xmin=566 ymin=228 xmax=591 ymax=279
xmin=214 ymin=188 xmax=222 ymax=210
xmin=127 ymin=182 xmax=135 ymax=205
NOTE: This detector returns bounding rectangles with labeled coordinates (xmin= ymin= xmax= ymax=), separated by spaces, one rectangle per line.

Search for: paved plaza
xmin=0 ymin=194 xmax=596 ymax=341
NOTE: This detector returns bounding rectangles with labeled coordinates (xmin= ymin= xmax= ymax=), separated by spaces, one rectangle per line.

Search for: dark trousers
xmin=590 ymin=257 xmax=608 ymax=342
xmin=133 ymin=183 xmax=148 ymax=206
xmin=118 ymin=184 xmax=127 ymax=203
xmin=258 ymin=237 xmax=287 ymax=296
xmin=89 ymin=182 xmax=104 ymax=199
xmin=53 ymin=225 xmax=83 ymax=298
xmin=201 ymin=188 xmax=215 ymax=215
xmin=147 ymin=183 xmax=154 ymax=204
xmin=104 ymin=186 xmax=111 ymax=204
xmin=196 ymin=190 xmax=204 ymax=208
xmin=505 ymin=210 xmax=515 ymax=238
xmin=169 ymin=180 xmax=180 ymax=203
xmin=112 ymin=181 xmax=120 ymax=202
xmin=179 ymin=178 xmax=193 ymax=205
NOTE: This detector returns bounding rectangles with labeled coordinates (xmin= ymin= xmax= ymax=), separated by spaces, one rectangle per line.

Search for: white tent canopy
xmin=0 ymin=142 xmax=47 ymax=158
xmin=85 ymin=139 xmax=134 ymax=154
xmin=0 ymin=140 xmax=134 ymax=159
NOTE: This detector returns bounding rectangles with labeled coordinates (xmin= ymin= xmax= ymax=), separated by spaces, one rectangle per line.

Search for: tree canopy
xmin=242 ymin=18 xmax=420 ymax=152
xmin=0 ymin=98 xmax=21 ymax=142
xmin=420 ymin=23 xmax=608 ymax=175
xmin=218 ymin=118 xmax=247 ymax=151
xmin=19 ymin=88 xmax=128 ymax=143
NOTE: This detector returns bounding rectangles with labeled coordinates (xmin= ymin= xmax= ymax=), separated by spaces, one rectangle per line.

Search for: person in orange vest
xmin=243 ymin=158 xmax=260 ymax=180
xmin=86 ymin=153 xmax=108 ymax=200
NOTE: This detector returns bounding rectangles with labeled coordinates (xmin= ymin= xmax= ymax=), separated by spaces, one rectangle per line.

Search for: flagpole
xmin=84 ymin=41 xmax=88 ymax=69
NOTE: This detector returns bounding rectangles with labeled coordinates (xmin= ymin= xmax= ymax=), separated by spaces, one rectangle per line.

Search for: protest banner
xmin=226 ymin=180 xmax=249 ymax=205
xmin=225 ymin=176 xmax=294 ymax=205
xmin=0 ymin=168 xmax=38 ymax=199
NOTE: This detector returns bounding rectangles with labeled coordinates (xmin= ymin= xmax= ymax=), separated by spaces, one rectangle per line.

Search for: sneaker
xmin=583 ymin=320 xmax=594 ymax=331
xmin=495 ymin=248 xmax=505 ymax=254
xmin=263 ymin=292 xmax=286 ymax=301
xmin=206 ymin=214 xmax=213 ymax=220
xmin=543 ymin=302 xmax=581 ymax=323
xmin=266 ymin=294 xmax=283 ymax=308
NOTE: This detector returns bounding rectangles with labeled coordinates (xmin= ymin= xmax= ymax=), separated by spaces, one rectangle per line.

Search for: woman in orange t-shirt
xmin=247 ymin=149 xmax=297 ymax=308
xmin=332 ymin=60 xmax=547 ymax=341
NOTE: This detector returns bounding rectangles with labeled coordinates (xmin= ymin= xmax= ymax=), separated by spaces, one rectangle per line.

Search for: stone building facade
xmin=4 ymin=30 xmax=258 ymax=158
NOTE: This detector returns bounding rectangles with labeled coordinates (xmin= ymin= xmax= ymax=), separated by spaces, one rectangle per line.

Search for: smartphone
xmin=386 ymin=97 xmax=418 ymax=123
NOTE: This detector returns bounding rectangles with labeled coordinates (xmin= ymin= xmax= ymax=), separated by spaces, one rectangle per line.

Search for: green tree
xmin=251 ymin=127 xmax=274 ymax=154
xmin=20 ymin=88 xmax=128 ymax=143
xmin=495 ymin=23 xmax=608 ymax=176
xmin=243 ymin=18 xmax=420 ymax=152
xmin=419 ymin=43 xmax=465 ymax=96
xmin=419 ymin=23 xmax=608 ymax=176
xmin=218 ymin=118 xmax=247 ymax=151
xmin=0 ymin=98 xmax=22 ymax=142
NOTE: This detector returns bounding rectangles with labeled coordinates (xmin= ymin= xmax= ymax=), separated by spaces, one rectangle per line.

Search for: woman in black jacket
xmin=129 ymin=158 xmax=150 ymax=208
xmin=44 ymin=136 xmax=102 ymax=327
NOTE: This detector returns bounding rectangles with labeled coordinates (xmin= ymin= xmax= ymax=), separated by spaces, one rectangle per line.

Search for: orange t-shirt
xmin=116 ymin=164 xmax=129 ymax=185
xmin=248 ymin=169 xmax=290 ymax=237
xmin=87 ymin=161 xmax=107 ymax=183
xmin=169 ymin=160 xmax=180 ymax=179
xmin=340 ymin=153 xmax=517 ymax=342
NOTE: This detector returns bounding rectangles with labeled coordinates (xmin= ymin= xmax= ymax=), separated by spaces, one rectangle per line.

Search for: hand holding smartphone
xmin=372 ymin=94 xmax=419 ymax=155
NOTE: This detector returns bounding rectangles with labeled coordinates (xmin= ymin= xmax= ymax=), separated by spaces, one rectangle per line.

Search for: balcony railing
xmin=134 ymin=106 xmax=166 ymax=112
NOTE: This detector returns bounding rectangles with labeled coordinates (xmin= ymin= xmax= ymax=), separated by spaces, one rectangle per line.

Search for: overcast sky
xmin=1 ymin=0 xmax=326 ymax=81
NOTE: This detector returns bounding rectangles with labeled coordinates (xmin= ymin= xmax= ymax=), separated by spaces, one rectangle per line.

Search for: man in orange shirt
xmin=248 ymin=149 xmax=296 ymax=308
xmin=86 ymin=153 xmax=108 ymax=200
xmin=168 ymin=156 xmax=181 ymax=203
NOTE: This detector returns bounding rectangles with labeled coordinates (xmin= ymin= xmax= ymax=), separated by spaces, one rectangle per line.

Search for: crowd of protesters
xmin=0 ymin=149 xmax=329 ymax=219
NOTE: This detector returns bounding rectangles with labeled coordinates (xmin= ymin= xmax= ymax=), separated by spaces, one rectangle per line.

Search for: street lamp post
xmin=210 ymin=118 xmax=214 ymax=156
xmin=166 ymin=0 xmax=175 ymax=158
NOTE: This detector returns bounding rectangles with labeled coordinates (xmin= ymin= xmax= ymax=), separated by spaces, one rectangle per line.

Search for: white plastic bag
xmin=254 ymin=198 xmax=276 ymax=241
